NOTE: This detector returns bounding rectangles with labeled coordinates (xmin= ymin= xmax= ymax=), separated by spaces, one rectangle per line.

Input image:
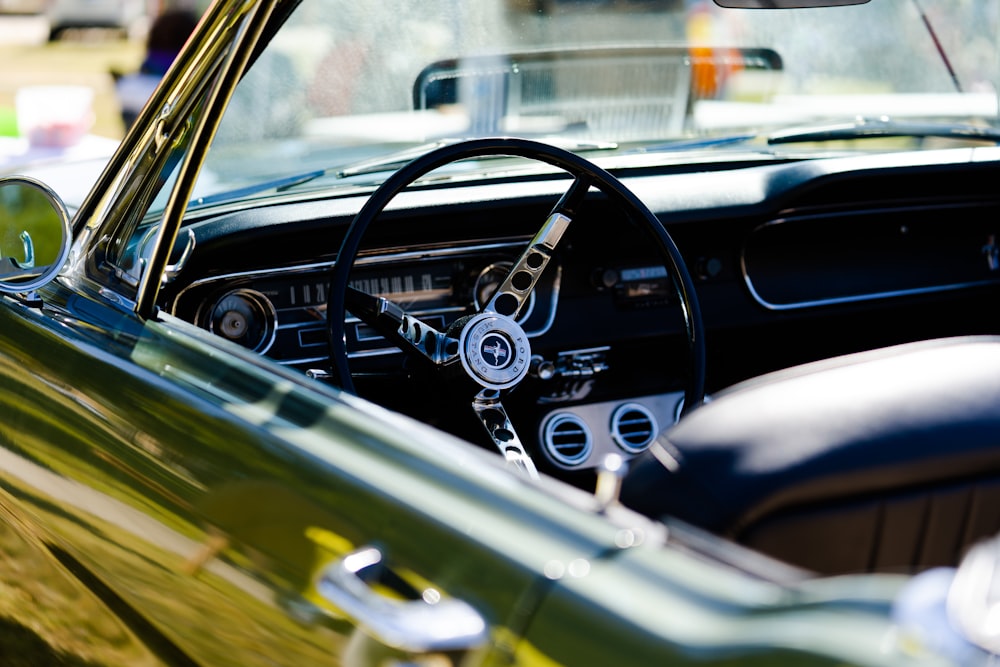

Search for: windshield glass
xmin=190 ymin=0 xmax=1000 ymax=206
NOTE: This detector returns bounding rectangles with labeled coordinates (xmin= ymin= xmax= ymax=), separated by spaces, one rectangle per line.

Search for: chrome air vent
xmin=611 ymin=403 xmax=658 ymax=454
xmin=542 ymin=413 xmax=593 ymax=468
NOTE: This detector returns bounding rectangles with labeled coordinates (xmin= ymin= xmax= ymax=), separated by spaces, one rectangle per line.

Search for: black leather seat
xmin=621 ymin=337 xmax=1000 ymax=574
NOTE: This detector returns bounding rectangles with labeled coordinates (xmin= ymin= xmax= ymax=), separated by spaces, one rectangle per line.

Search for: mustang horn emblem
xmin=482 ymin=336 xmax=509 ymax=366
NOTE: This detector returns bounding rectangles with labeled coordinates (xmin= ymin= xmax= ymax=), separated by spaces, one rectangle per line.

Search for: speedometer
xmin=349 ymin=264 xmax=454 ymax=311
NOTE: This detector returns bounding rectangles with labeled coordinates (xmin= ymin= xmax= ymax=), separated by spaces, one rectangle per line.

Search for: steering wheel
xmin=327 ymin=137 xmax=705 ymax=478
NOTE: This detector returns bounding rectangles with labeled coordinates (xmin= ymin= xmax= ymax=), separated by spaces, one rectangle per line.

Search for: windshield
xmin=189 ymin=0 xmax=1000 ymax=206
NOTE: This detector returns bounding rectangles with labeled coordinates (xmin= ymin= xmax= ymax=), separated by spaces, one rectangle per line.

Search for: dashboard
xmin=162 ymin=146 xmax=1000 ymax=484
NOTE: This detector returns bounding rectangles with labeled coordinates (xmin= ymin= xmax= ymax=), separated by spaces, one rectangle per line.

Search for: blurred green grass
xmin=0 ymin=35 xmax=144 ymax=140
xmin=0 ymin=107 xmax=15 ymax=136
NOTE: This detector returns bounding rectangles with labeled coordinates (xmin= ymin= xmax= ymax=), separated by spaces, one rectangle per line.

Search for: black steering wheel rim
xmin=327 ymin=136 xmax=706 ymax=415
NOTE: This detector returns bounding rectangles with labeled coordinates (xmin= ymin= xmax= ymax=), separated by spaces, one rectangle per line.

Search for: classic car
xmin=3 ymin=0 xmax=1000 ymax=664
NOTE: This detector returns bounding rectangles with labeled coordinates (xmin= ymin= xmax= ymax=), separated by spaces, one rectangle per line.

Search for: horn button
xmin=458 ymin=313 xmax=531 ymax=390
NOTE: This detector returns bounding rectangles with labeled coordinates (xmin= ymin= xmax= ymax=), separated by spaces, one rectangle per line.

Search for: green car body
xmin=0 ymin=264 xmax=947 ymax=665
xmin=0 ymin=0 xmax=989 ymax=664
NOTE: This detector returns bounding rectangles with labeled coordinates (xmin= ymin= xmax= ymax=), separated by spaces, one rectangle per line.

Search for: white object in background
xmin=16 ymin=85 xmax=94 ymax=149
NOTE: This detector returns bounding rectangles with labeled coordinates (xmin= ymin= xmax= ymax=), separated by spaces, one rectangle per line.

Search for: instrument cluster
xmin=178 ymin=242 xmax=560 ymax=370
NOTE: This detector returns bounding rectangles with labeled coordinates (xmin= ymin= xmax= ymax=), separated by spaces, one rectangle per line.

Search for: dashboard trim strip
xmin=741 ymin=199 xmax=1000 ymax=311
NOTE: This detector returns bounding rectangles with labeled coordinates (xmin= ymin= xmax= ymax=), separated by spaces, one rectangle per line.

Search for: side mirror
xmin=0 ymin=177 xmax=72 ymax=293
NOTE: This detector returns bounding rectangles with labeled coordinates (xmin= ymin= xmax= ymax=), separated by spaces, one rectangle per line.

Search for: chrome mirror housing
xmin=0 ymin=177 xmax=72 ymax=294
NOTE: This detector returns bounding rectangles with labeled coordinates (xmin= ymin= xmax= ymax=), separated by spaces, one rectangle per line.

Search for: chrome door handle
xmin=315 ymin=546 xmax=488 ymax=653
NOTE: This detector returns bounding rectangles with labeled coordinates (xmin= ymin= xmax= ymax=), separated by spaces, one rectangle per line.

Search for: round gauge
xmin=207 ymin=289 xmax=277 ymax=353
xmin=474 ymin=262 xmax=535 ymax=322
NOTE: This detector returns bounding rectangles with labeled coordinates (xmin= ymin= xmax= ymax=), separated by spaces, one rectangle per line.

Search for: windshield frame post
xmin=135 ymin=0 xmax=278 ymax=319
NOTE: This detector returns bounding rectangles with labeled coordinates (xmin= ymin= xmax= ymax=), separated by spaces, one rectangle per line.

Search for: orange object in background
xmin=686 ymin=3 xmax=743 ymax=99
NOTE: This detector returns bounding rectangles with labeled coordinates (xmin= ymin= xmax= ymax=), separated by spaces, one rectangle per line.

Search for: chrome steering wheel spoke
xmin=472 ymin=390 xmax=539 ymax=479
xmin=345 ymin=286 xmax=459 ymax=365
xmin=484 ymin=175 xmax=591 ymax=320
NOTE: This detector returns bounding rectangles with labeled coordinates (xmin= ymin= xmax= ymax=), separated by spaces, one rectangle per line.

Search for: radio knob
xmin=696 ymin=256 xmax=723 ymax=280
xmin=530 ymin=355 xmax=557 ymax=380
xmin=592 ymin=267 xmax=619 ymax=290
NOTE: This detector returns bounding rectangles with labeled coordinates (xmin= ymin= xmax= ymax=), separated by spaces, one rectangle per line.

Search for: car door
xmin=0 ymin=281 xmax=637 ymax=666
